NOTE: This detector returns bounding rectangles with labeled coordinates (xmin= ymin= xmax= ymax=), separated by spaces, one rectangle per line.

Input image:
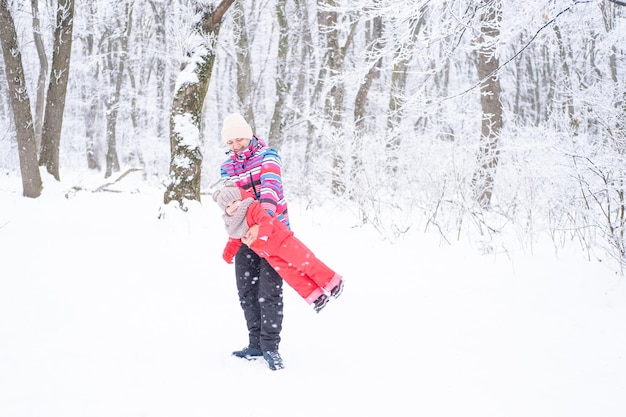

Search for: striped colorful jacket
xmin=220 ymin=136 xmax=290 ymax=228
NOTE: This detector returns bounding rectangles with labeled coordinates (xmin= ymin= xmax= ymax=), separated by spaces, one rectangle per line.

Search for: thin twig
xmin=440 ymin=0 xmax=593 ymax=103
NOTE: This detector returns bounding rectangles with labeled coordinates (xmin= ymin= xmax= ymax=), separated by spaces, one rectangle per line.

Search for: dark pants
xmin=234 ymin=244 xmax=284 ymax=352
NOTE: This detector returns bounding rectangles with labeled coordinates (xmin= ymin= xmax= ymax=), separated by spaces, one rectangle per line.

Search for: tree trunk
xmin=126 ymin=66 xmax=146 ymax=177
xmin=39 ymin=0 xmax=75 ymax=181
xmin=268 ymin=0 xmax=289 ymax=149
xmin=553 ymin=25 xmax=578 ymax=134
xmin=163 ymin=0 xmax=235 ymax=208
xmin=386 ymin=13 xmax=423 ymax=176
xmin=325 ymin=11 xmax=345 ymax=196
xmin=104 ymin=2 xmax=132 ymax=178
xmin=31 ymin=0 xmax=47 ymax=152
xmin=0 ymin=0 xmax=43 ymax=198
xmin=83 ymin=3 xmax=101 ymax=171
xmin=148 ymin=0 xmax=171 ymax=139
xmin=472 ymin=0 xmax=503 ymax=209
xmin=318 ymin=0 xmax=355 ymax=196
xmin=295 ymin=0 xmax=318 ymax=173
xmin=601 ymin=0 xmax=624 ymax=147
xmin=352 ymin=13 xmax=383 ymax=186
xmin=354 ymin=15 xmax=383 ymax=138
xmin=233 ymin=0 xmax=254 ymax=126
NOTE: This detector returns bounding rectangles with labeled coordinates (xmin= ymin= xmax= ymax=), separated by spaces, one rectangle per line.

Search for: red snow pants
xmin=262 ymin=235 xmax=341 ymax=304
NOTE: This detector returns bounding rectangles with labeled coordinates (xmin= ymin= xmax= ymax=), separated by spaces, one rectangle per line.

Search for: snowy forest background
xmin=1 ymin=0 xmax=626 ymax=270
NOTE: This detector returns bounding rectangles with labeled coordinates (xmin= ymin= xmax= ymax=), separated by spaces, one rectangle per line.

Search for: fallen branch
xmin=94 ymin=168 xmax=143 ymax=192
xmin=65 ymin=168 xmax=144 ymax=198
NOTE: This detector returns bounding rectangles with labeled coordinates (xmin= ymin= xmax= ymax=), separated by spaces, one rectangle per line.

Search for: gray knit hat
xmin=213 ymin=181 xmax=243 ymax=211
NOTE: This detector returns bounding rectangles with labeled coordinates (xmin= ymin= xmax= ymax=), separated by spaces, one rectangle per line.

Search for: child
xmin=213 ymin=182 xmax=344 ymax=313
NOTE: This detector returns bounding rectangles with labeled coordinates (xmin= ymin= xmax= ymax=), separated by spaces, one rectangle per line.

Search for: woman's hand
xmin=242 ymin=224 xmax=259 ymax=245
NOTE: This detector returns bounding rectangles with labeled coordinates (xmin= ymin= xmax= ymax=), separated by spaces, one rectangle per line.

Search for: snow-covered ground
xmin=1 ymin=174 xmax=625 ymax=417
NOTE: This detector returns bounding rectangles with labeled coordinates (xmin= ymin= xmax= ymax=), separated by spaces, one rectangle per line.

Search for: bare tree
xmin=81 ymin=0 xmax=102 ymax=171
xmin=553 ymin=24 xmax=577 ymax=134
xmin=386 ymin=13 xmax=424 ymax=176
xmin=39 ymin=0 xmax=75 ymax=181
xmin=0 ymin=0 xmax=43 ymax=197
xmin=268 ymin=0 xmax=290 ymax=149
xmin=472 ymin=0 xmax=503 ymax=208
xmin=31 ymin=0 xmax=48 ymax=151
xmin=147 ymin=0 xmax=173 ymax=139
xmin=103 ymin=1 xmax=133 ymax=178
xmin=601 ymin=0 xmax=624 ymax=134
xmin=317 ymin=0 xmax=357 ymax=195
xmin=352 ymin=12 xmax=383 ymax=171
xmin=163 ymin=0 xmax=235 ymax=208
xmin=233 ymin=0 xmax=254 ymax=126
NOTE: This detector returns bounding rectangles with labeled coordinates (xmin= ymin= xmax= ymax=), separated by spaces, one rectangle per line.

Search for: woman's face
xmin=226 ymin=137 xmax=251 ymax=154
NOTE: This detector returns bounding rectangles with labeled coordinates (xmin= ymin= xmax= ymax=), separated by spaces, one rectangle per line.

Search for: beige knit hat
xmin=213 ymin=181 xmax=245 ymax=211
xmin=221 ymin=113 xmax=253 ymax=143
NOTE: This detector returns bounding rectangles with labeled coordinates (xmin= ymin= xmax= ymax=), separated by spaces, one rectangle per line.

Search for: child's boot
xmin=313 ymin=293 xmax=330 ymax=313
xmin=330 ymin=279 xmax=344 ymax=299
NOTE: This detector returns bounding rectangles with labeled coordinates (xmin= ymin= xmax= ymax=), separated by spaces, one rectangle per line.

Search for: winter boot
xmin=232 ymin=346 xmax=263 ymax=359
xmin=313 ymin=293 xmax=330 ymax=313
xmin=330 ymin=279 xmax=344 ymax=299
xmin=263 ymin=350 xmax=285 ymax=370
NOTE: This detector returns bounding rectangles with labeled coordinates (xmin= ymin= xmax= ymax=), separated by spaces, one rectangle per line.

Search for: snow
xmin=173 ymin=113 xmax=201 ymax=151
xmin=1 ymin=173 xmax=626 ymax=417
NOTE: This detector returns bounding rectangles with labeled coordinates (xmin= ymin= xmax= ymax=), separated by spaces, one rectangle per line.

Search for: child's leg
xmin=265 ymin=256 xmax=325 ymax=304
xmin=274 ymin=236 xmax=342 ymax=292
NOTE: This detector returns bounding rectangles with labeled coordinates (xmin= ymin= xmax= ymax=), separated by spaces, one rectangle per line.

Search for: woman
xmin=219 ymin=113 xmax=289 ymax=371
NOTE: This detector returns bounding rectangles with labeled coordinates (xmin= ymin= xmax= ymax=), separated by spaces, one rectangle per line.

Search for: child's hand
xmin=242 ymin=224 xmax=259 ymax=245
xmin=223 ymin=238 xmax=242 ymax=264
